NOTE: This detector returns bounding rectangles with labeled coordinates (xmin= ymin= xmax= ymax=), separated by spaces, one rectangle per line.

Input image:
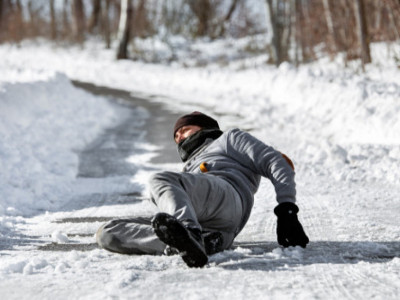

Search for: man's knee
xmin=148 ymin=171 xmax=183 ymax=197
xmin=149 ymin=171 xmax=177 ymax=187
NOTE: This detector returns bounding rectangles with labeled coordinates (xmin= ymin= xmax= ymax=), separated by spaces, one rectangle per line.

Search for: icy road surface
xmin=1 ymin=82 xmax=399 ymax=300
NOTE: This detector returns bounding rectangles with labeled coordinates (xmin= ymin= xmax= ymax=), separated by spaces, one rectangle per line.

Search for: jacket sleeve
xmin=226 ymin=129 xmax=296 ymax=204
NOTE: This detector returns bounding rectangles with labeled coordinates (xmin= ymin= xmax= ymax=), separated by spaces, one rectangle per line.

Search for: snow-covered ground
xmin=0 ymin=38 xmax=399 ymax=299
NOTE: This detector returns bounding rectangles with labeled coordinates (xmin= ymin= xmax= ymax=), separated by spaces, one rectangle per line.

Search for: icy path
xmin=1 ymin=84 xmax=399 ymax=299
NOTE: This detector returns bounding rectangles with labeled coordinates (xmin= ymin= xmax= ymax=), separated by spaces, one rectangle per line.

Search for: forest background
xmin=1 ymin=0 xmax=399 ymax=68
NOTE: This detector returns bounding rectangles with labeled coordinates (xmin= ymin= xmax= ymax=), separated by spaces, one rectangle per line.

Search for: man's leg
xmin=149 ymin=171 xmax=243 ymax=251
xmin=96 ymin=217 xmax=166 ymax=255
xmin=97 ymin=172 xmax=243 ymax=257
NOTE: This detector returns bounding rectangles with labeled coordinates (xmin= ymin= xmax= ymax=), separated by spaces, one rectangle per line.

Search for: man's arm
xmin=226 ymin=129 xmax=309 ymax=248
xmin=226 ymin=129 xmax=296 ymax=204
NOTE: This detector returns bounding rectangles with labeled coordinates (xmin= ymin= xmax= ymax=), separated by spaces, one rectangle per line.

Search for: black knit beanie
xmin=174 ymin=111 xmax=219 ymax=137
xmin=173 ymin=111 xmax=219 ymax=138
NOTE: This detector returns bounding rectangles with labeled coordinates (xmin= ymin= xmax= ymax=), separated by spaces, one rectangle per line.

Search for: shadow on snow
xmin=209 ymin=240 xmax=400 ymax=270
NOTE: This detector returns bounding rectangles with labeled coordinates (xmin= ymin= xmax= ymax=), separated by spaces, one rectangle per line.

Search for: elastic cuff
xmin=274 ymin=202 xmax=299 ymax=216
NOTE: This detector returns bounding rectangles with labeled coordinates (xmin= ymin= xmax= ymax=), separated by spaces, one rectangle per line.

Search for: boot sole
xmin=152 ymin=213 xmax=208 ymax=268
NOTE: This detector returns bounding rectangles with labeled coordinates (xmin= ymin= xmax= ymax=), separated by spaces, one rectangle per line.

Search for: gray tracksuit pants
xmin=96 ymin=171 xmax=243 ymax=255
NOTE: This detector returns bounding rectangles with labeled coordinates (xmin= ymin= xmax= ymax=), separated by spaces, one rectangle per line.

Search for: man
xmin=96 ymin=111 xmax=309 ymax=268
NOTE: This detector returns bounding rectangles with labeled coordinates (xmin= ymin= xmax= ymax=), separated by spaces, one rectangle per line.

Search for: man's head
xmin=173 ymin=111 xmax=219 ymax=144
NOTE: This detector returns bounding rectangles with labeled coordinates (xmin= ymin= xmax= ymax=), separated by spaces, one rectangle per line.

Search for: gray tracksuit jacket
xmin=182 ymin=128 xmax=296 ymax=231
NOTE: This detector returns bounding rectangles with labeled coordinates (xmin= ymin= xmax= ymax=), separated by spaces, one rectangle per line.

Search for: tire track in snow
xmin=299 ymin=174 xmax=400 ymax=298
xmin=12 ymin=82 xmax=183 ymax=252
xmin=299 ymin=177 xmax=359 ymax=299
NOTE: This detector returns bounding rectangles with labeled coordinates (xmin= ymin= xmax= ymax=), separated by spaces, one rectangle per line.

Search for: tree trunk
xmin=50 ymin=0 xmax=57 ymax=39
xmin=103 ymin=0 xmax=111 ymax=48
xmin=291 ymin=0 xmax=299 ymax=65
xmin=0 ymin=0 xmax=3 ymax=28
xmin=215 ymin=0 xmax=240 ymax=37
xmin=88 ymin=0 xmax=101 ymax=34
xmin=225 ymin=0 xmax=240 ymax=22
xmin=354 ymin=0 xmax=371 ymax=67
xmin=338 ymin=0 xmax=349 ymax=54
xmin=187 ymin=0 xmax=212 ymax=37
xmin=322 ymin=0 xmax=337 ymax=53
xmin=300 ymin=0 xmax=315 ymax=61
xmin=72 ymin=0 xmax=86 ymax=43
xmin=134 ymin=0 xmax=148 ymax=38
xmin=62 ymin=0 xmax=71 ymax=38
xmin=0 ymin=0 xmax=5 ymax=42
xmin=388 ymin=5 xmax=400 ymax=40
xmin=374 ymin=0 xmax=382 ymax=31
xmin=14 ymin=0 xmax=23 ymax=42
xmin=266 ymin=0 xmax=282 ymax=66
xmin=281 ymin=0 xmax=291 ymax=62
xmin=116 ymin=0 xmax=133 ymax=59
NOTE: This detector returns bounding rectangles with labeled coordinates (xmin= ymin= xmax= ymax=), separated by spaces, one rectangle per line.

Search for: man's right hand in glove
xmin=274 ymin=202 xmax=309 ymax=248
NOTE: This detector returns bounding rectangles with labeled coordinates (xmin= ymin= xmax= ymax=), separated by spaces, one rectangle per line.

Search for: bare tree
xmin=11 ymin=0 xmax=24 ymax=42
xmin=133 ymin=0 xmax=150 ymax=38
xmin=116 ymin=0 xmax=133 ymax=59
xmin=225 ymin=0 xmax=240 ymax=22
xmin=322 ymin=0 xmax=337 ymax=53
xmin=50 ymin=0 xmax=57 ymax=39
xmin=214 ymin=0 xmax=240 ymax=37
xmin=280 ymin=0 xmax=292 ymax=61
xmin=62 ymin=0 xmax=71 ymax=38
xmin=103 ymin=0 xmax=112 ymax=48
xmin=374 ymin=0 xmax=383 ymax=33
xmin=0 ymin=0 xmax=3 ymax=27
xmin=354 ymin=0 xmax=371 ymax=67
xmin=0 ymin=0 xmax=6 ymax=42
xmin=0 ymin=0 xmax=4 ymax=41
xmin=160 ymin=0 xmax=191 ymax=37
xmin=338 ymin=0 xmax=350 ymax=55
xmin=72 ymin=0 xmax=86 ymax=42
xmin=290 ymin=0 xmax=300 ymax=65
xmin=387 ymin=1 xmax=400 ymax=40
xmin=187 ymin=0 xmax=212 ymax=36
xmin=88 ymin=0 xmax=101 ymax=34
xmin=266 ymin=0 xmax=282 ymax=66
xmin=1 ymin=0 xmax=399 ymax=65
xmin=299 ymin=0 xmax=316 ymax=62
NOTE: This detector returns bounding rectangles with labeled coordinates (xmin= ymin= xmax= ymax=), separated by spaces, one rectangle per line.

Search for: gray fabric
xmin=96 ymin=217 xmax=166 ymax=255
xmin=149 ymin=171 xmax=242 ymax=234
xmin=97 ymin=171 xmax=242 ymax=254
xmin=97 ymin=128 xmax=296 ymax=255
xmin=183 ymin=128 xmax=296 ymax=231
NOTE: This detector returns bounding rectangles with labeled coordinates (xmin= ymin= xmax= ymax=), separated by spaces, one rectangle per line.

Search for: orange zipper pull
xmin=199 ymin=162 xmax=208 ymax=173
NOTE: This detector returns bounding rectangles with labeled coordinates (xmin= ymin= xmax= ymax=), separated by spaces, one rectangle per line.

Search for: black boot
xmin=151 ymin=213 xmax=208 ymax=268
xmin=163 ymin=231 xmax=224 ymax=256
xmin=203 ymin=231 xmax=224 ymax=255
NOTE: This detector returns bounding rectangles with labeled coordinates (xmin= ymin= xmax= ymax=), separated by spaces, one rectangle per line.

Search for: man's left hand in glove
xmin=274 ymin=202 xmax=309 ymax=248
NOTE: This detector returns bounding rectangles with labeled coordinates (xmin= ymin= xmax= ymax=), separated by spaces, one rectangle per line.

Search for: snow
xmin=51 ymin=230 xmax=70 ymax=243
xmin=0 ymin=74 xmax=118 ymax=220
xmin=0 ymin=37 xmax=399 ymax=299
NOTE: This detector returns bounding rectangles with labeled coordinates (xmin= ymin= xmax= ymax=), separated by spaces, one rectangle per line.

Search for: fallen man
xmin=97 ymin=111 xmax=309 ymax=267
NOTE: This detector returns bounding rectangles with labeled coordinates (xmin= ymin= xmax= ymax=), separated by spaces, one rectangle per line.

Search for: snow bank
xmin=0 ymin=40 xmax=399 ymax=202
xmin=2 ymin=40 xmax=397 ymax=184
xmin=0 ymin=74 xmax=117 ymax=225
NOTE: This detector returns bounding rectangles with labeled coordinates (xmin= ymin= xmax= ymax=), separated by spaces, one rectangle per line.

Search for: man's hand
xmin=274 ymin=202 xmax=309 ymax=248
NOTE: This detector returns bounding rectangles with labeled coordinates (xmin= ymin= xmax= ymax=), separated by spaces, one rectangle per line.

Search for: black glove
xmin=274 ymin=202 xmax=309 ymax=248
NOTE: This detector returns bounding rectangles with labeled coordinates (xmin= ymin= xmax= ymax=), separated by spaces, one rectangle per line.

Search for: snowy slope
xmin=1 ymin=39 xmax=399 ymax=186
xmin=0 ymin=74 xmax=118 ymax=237
xmin=0 ymin=39 xmax=399 ymax=299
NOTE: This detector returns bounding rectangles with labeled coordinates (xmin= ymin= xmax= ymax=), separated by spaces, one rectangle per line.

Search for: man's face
xmin=174 ymin=125 xmax=202 ymax=144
